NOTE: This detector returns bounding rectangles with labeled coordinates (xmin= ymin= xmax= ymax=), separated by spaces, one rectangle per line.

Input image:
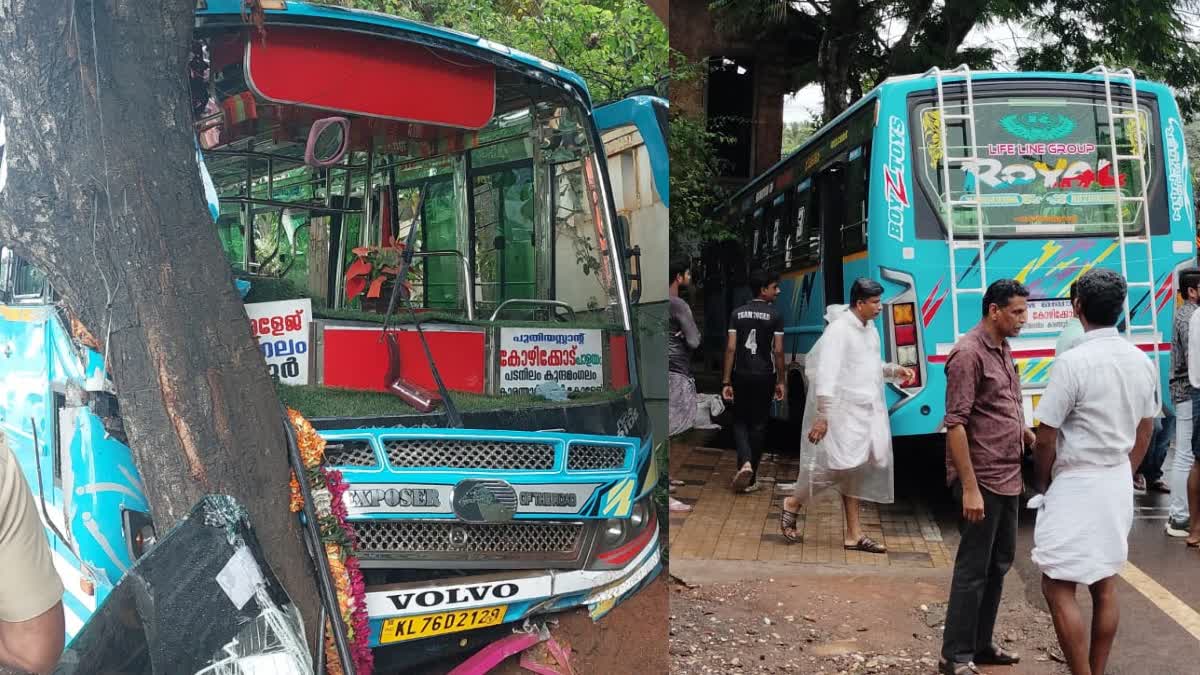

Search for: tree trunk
xmin=0 ymin=0 xmax=319 ymax=650
xmin=818 ymin=0 xmax=859 ymax=121
xmin=643 ymin=0 xmax=667 ymax=25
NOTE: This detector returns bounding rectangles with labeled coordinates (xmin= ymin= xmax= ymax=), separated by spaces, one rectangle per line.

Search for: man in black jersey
xmin=722 ymin=270 xmax=786 ymax=492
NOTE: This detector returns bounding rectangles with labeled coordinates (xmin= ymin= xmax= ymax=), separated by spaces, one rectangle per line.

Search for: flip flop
xmin=844 ymin=535 xmax=887 ymax=554
xmin=731 ymin=467 xmax=753 ymax=491
xmin=779 ymin=508 xmax=802 ymax=543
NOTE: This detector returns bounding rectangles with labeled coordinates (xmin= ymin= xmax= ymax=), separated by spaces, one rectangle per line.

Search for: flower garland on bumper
xmin=287 ymin=409 xmax=374 ymax=675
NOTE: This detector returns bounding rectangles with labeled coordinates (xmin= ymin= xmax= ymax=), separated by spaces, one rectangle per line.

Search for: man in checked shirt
xmin=938 ymin=279 xmax=1035 ymax=675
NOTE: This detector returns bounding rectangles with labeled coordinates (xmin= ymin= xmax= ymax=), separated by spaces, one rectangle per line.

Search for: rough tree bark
xmin=818 ymin=0 xmax=860 ymax=121
xmin=643 ymin=0 xmax=667 ymax=25
xmin=0 ymin=0 xmax=319 ymax=648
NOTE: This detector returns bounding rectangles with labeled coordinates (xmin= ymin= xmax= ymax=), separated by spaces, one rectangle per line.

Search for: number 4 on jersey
xmin=743 ymin=328 xmax=757 ymax=355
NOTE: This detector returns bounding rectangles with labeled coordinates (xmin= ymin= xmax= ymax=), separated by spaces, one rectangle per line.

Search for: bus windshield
xmin=913 ymin=93 xmax=1158 ymax=239
xmin=197 ymin=31 xmax=628 ymax=333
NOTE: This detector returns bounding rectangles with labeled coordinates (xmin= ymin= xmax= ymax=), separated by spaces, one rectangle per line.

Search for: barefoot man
xmin=778 ymin=278 xmax=913 ymax=552
xmin=1030 ymin=269 xmax=1157 ymax=675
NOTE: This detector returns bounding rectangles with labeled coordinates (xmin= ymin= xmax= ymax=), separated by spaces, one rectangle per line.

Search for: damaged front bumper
xmin=364 ymin=516 xmax=661 ymax=648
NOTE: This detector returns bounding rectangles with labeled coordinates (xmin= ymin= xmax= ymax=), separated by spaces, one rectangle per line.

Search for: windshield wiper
xmin=381 ymin=183 xmax=463 ymax=427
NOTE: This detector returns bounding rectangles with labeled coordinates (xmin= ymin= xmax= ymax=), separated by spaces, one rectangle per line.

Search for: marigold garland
xmin=287 ymin=408 xmax=374 ymax=675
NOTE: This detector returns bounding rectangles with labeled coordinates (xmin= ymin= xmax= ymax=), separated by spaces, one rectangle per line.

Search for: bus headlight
xmin=603 ymin=519 xmax=626 ymax=544
xmin=591 ymin=496 xmax=657 ymax=570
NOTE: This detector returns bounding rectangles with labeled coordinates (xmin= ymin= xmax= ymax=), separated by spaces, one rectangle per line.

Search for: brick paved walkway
xmin=670 ymin=441 xmax=954 ymax=568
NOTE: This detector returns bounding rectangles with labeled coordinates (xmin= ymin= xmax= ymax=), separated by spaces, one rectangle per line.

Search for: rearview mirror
xmin=305 ymin=117 xmax=349 ymax=167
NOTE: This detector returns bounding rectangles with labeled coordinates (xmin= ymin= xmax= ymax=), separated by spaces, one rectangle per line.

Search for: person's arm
xmin=944 ymin=352 xmax=983 ymax=522
xmin=1129 ymin=417 xmax=1154 ymax=476
xmin=882 ymin=362 xmax=915 ymax=383
xmin=1130 ymin=359 xmax=1161 ymax=474
xmin=773 ymin=319 xmax=786 ymax=400
xmin=680 ymin=303 xmax=701 ymax=351
xmin=1031 ymin=359 xmax=1076 ymax=493
xmin=721 ymin=329 xmax=736 ymax=401
xmin=1033 ymin=423 xmax=1058 ymax=494
xmin=1189 ymin=309 xmax=1200 ymax=389
xmin=808 ymin=324 xmax=847 ymax=443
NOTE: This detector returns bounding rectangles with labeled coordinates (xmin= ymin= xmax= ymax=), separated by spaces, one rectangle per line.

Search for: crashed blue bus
xmin=0 ymin=0 xmax=663 ymax=667
xmin=720 ymin=67 xmax=1195 ymax=437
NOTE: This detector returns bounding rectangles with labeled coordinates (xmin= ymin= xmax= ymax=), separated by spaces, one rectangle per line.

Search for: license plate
xmin=380 ymin=605 xmax=507 ymax=644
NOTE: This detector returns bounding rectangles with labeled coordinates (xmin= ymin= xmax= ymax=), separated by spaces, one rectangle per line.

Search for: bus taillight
xmin=890 ymin=302 xmax=921 ymax=387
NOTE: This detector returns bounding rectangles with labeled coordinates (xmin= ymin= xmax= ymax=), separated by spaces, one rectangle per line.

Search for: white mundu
xmin=1031 ymin=327 xmax=1158 ymax=584
xmin=793 ymin=305 xmax=906 ymax=505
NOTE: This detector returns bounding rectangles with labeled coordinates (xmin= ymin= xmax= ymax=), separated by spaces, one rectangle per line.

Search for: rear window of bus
xmin=911 ymin=93 xmax=1164 ymax=239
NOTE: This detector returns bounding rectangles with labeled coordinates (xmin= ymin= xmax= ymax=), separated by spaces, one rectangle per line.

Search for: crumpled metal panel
xmin=54 ymin=495 xmax=311 ymax=675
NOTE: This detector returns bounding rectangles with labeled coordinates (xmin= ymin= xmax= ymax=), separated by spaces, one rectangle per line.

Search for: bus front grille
xmin=354 ymin=521 xmax=585 ymax=564
xmin=323 ymin=440 xmax=379 ymax=468
xmin=566 ymin=444 xmax=627 ymax=470
xmin=384 ymin=439 xmax=555 ymax=470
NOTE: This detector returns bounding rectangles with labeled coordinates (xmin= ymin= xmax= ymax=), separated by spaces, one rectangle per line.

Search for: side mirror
xmin=305 ymin=117 xmax=350 ymax=167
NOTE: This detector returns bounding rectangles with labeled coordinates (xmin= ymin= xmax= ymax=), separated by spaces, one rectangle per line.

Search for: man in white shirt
xmin=1031 ymin=269 xmax=1157 ymax=675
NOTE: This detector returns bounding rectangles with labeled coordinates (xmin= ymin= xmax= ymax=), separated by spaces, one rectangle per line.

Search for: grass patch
xmin=277 ymin=383 xmax=631 ymax=419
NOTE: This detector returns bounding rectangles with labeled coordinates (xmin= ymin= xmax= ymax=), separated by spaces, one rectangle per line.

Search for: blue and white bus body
xmin=726 ymin=70 xmax=1195 ymax=437
xmin=0 ymin=269 xmax=150 ymax=641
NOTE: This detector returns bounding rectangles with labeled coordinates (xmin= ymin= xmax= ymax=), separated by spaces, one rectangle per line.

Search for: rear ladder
xmin=924 ymin=65 xmax=988 ymax=342
xmin=1089 ymin=65 xmax=1161 ymax=397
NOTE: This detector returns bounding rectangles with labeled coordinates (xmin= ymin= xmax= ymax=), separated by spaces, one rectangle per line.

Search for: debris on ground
xmin=669 ymin=575 xmax=1068 ymax=674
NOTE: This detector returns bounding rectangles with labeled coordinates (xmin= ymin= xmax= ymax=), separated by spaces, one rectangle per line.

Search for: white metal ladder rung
xmin=1089 ymin=63 xmax=1161 ymax=405
xmin=924 ymin=64 xmax=988 ymax=343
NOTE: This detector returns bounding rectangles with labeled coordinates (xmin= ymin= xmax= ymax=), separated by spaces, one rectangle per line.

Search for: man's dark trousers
xmin=732 ymin=372 xmax=774 ymax=485
xmin=941 ymin=483 xmax=1020 ymax=665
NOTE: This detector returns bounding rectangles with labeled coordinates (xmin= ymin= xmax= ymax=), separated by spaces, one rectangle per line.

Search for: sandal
xmin=779 ymin=508 xmax=802 ymax=543
xmin=975 ymin=643 xmax=1020 ymax=665
xmin=937 ymin=659 xmax=979 ymax=675
xmin=844 ymin=535 xmax=887 ymax=554
xmin=731 ymin=467 xmax=753 ymax=491
xmin=1187 ymin=538 xmax=1199 ymax=548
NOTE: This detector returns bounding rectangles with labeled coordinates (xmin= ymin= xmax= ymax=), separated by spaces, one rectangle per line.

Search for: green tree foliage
xmin=670 ymin=110 xmax=732 ymax=257
xmin=782 ymin=119 xmax=819 ymax=156
xmin=711 ymin=0 xmax=1200 ymax=121
xmin=332 ymin=0 xmax=667 ymax=102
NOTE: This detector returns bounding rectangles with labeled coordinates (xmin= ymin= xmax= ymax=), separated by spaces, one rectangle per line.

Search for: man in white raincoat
xmin=1031 ymin=269 xmax=1157 ymax=675
xmin=778 ymin=278 xmax=912 ymax=553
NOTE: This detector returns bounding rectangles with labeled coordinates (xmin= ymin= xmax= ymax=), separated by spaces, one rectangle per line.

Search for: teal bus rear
xmin=723 ymin=67 xmax=1195 ymax=437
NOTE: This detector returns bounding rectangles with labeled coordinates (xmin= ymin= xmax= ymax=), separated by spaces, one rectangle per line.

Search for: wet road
xmin=1007 ymin=452 xmax=1200 ymax=674
xmin=894 ymin=440 xmax=1200 ymax=674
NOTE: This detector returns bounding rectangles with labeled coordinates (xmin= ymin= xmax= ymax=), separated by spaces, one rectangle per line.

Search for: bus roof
xmin=724 ymin=69 xmax=1175 ymax=210
xmin=196 ymin=0 xmax=592 ymax=104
